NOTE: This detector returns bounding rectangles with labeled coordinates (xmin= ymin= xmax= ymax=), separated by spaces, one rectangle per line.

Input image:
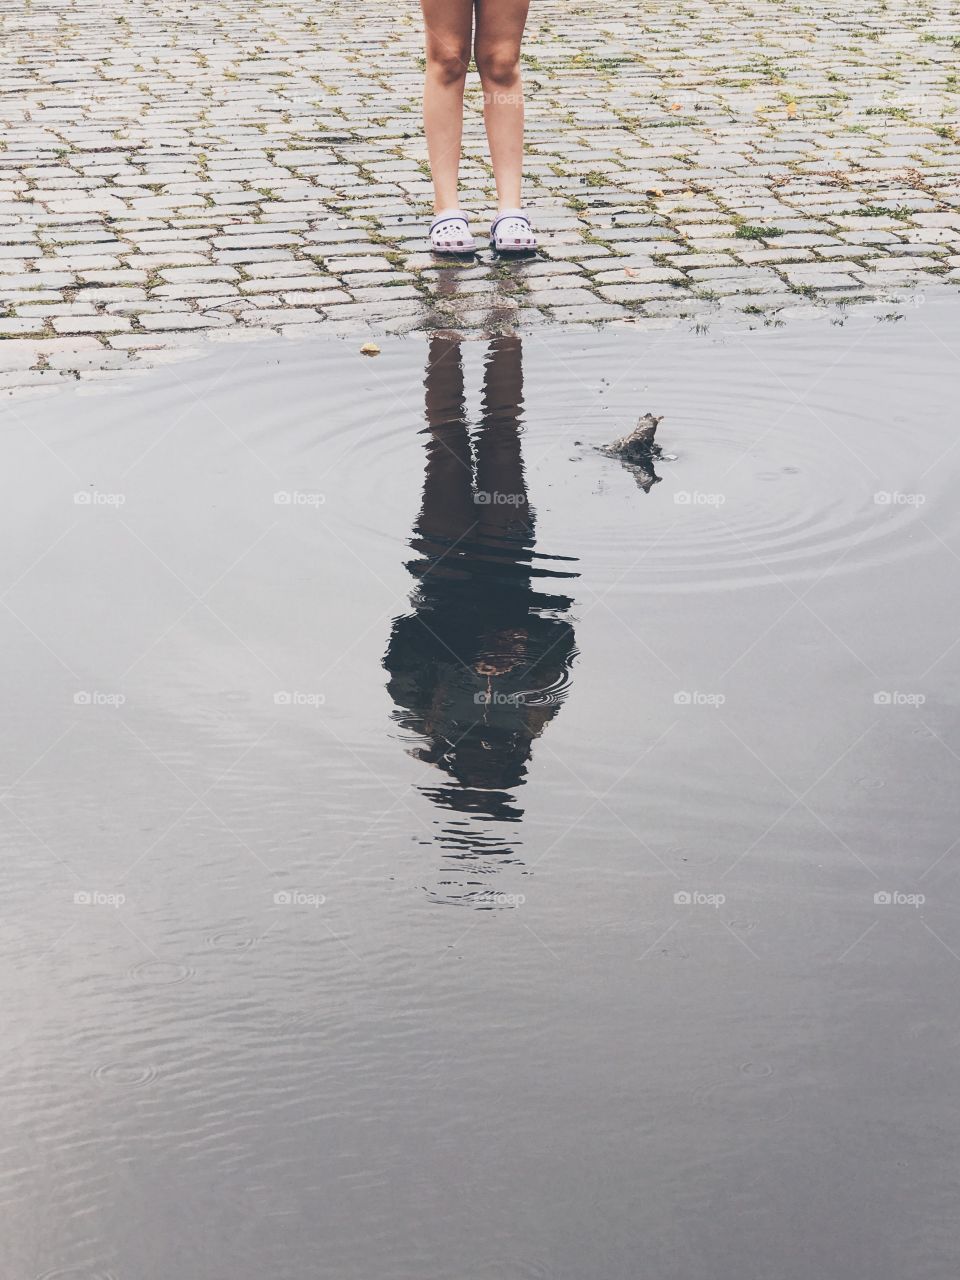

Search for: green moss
xmin=735 ymin=224 xmax=785 ymax=240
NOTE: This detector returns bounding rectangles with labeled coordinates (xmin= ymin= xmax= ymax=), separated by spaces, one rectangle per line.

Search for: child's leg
xmin=474 ymin=0 xmax=531 ymax=212
xmin=420 ymin=0 xmax=474 ymax=213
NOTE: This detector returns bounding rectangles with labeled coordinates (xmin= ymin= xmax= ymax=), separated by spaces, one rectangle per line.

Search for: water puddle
xmin=2 ymin=305 xmax=960 ymax=1279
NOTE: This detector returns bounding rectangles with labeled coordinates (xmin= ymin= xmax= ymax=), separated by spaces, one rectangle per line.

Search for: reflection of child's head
xmin=386 ymin=607 xmax=576 ymax=803
xmin=473 ymin=627 xmax=529 ymax=677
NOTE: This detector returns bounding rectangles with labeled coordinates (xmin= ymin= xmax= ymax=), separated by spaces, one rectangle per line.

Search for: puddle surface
xmin=2 ymin=308 xmax=960 ymax=1279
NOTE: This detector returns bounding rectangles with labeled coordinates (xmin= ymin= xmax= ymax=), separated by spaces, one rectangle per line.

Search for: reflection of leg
xmin=474 ymin=336 xmax=532 ymax=541
xmin=420 ymin=336 xmax=475 ymax=542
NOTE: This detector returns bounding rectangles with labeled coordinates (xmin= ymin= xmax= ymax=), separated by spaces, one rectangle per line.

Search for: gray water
xmin=3 ymin=307 xmax=960 ymax=1280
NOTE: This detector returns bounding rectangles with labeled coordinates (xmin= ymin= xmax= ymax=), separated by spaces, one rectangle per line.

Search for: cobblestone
xmin=0 ymin=0 xmax=956 ymax=388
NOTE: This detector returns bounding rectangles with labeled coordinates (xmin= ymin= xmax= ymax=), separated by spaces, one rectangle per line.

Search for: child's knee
xmin=426 ymin=43 xmax=471 ymax=86
xmin=475 ymin=46 xmax=520 ymax=88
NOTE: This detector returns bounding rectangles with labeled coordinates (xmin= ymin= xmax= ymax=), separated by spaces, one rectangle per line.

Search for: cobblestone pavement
xmin=1 ymin=0 xmax=959 ymax=391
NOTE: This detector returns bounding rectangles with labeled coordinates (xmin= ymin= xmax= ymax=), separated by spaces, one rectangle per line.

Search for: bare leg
xmin=474 ymin=0 xmax=531 ymax=212
xmin=420 ymin=0 xmax=474 ymax=213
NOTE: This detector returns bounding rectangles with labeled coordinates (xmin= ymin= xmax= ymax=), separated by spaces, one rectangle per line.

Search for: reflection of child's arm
xmin=522 ymin=705 xmax=557 ymax=741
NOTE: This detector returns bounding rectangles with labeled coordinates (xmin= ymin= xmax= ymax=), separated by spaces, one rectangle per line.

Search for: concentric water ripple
xmin=36 ymin=1269 xmax=118 ymax=1280
xmin=91 ymin=1063 xmax=158 ymax=1088
xmin=561 ymin=388 xmax=949 ymax=592
xmin=128 ymin=959 xmax=194 ymax=986
xmin=235 ymin=326 xmax=958 ymax=595
xmin=207 ymin=931 xmax=258 ymax=952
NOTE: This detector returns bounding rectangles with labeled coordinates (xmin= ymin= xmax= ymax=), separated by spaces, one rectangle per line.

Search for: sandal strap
xmin=431 ymin=210 xmax=471 ymax=233
xmin=491 ymin=209 xmax=532 ymax=234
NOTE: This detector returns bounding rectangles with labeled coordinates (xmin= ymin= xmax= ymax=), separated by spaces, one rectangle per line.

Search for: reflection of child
xmin=382 ymin=335 xmax=578 ymax=817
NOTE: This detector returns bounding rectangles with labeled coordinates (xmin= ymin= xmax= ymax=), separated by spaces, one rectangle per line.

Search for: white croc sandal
xmin=490 ymin=209 xmax=537 ymax=253
xmin=429 ymin=210 xmax=477 ymax=255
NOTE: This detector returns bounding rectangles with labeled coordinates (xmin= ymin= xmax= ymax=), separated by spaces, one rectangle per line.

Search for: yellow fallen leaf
xmin=786 ymin=101 xmax=798 ymax=118
xmin=646 ymin=187 xmax=664 ymax=197
xmin=670 ymin=102 xmax=682 ymax=112
xmin=360 ymin=342 xmax=381 ymax=356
